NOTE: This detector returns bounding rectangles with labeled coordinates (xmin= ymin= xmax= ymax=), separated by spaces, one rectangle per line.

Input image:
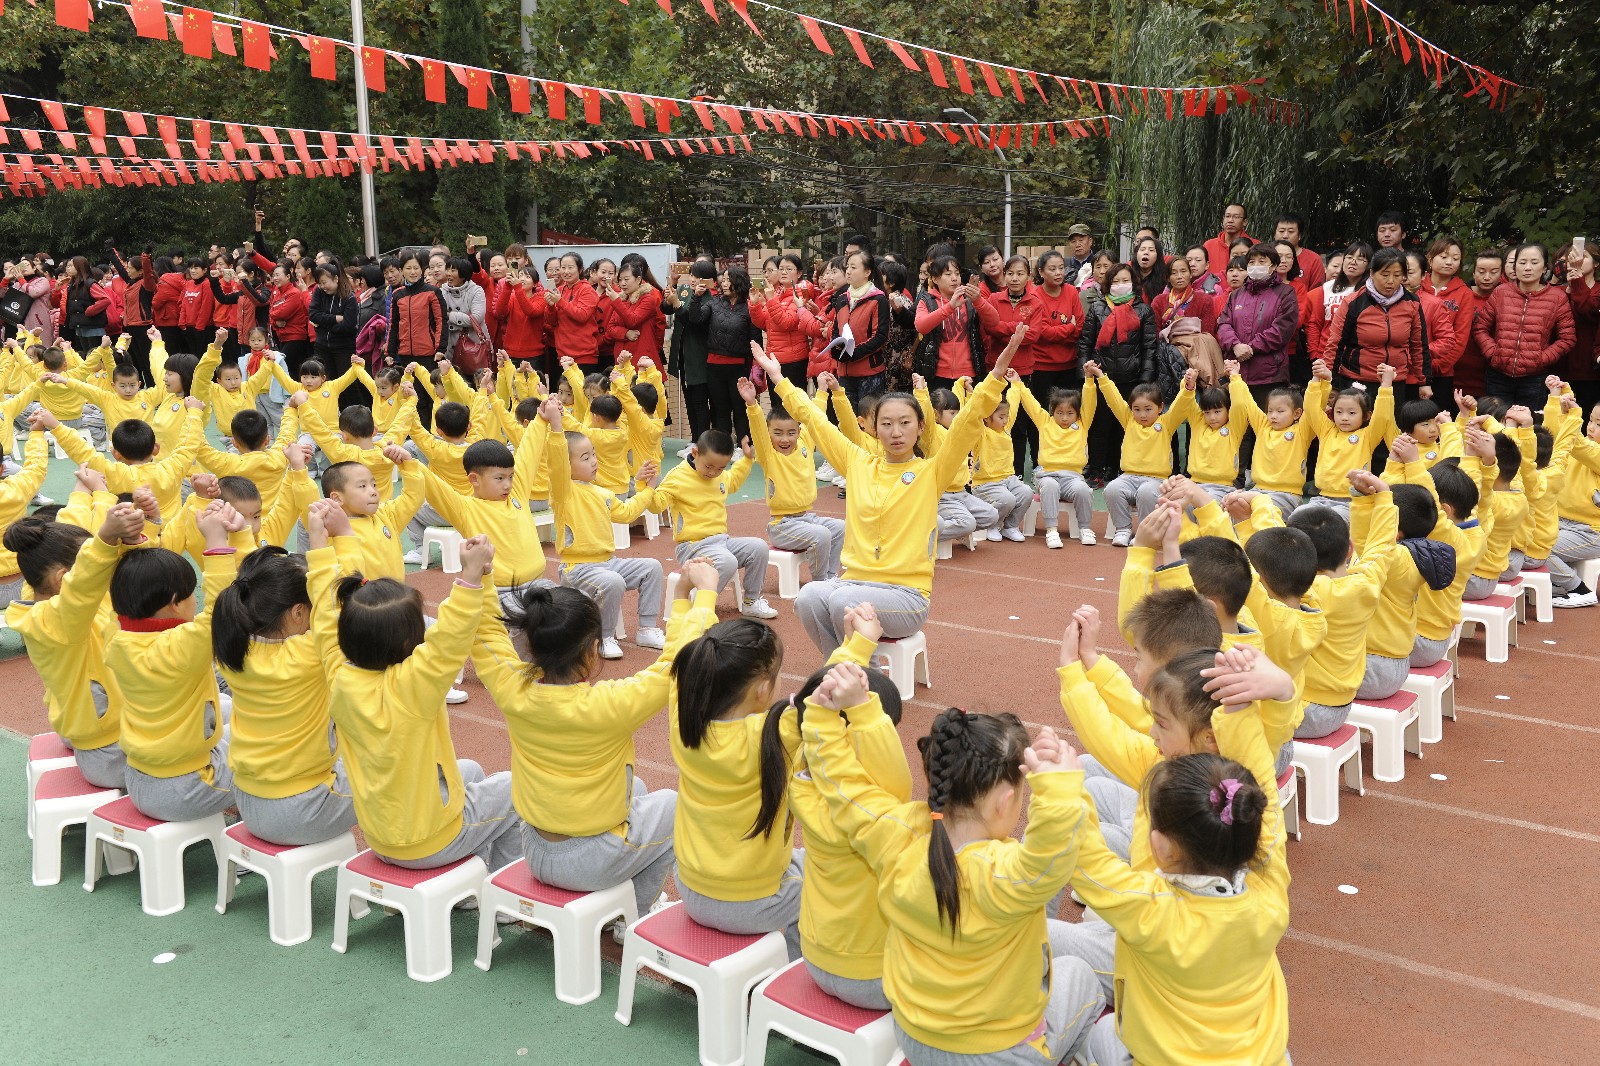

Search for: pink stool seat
xmin=634 ymin=903 xmax=774 ymax=967
xmin=1411 ymin=658 xmax=1451 ymax=678
xmin=1355 ymin=690 xmax=1419 ymax=713
xmin=346 ymin=849 xmax=477 ymax=889
xmin=1466 ymin=593 xmax=1516 ymax=610
xmin=94 ymin=795 xmax=163 ymax=831
xmin=760 ymin=960 xmax=887 ymax=1031
xmin=488 ymin=858 xmax=587 ymax=907
xmin=29 ymin=733 xmax=72 ymax=761
xmin=1276 ymin=766 xmax=1295 ymax=791
xmin=224 ymin=822 xmax=300 ymax=856
xmin=1300 ymin=723 xmax=1359 ymax=749
xmin=35 ymin=766 xmax=109 ymax=801
xmin=1499 ymin=575 xmax=1523 ymax=588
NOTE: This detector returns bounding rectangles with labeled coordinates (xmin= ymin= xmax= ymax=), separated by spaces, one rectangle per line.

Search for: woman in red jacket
xmin=178 ymin=258 xmax=215 ymax=355
xmin=747 ymin=253 xmax=814 ymax=391
xmin=1325 ymin=247 xmax=1428 ymax=405
xmin=151 ymin=257 xmax=186 ymax=351
xmin=825 ymin=250 xmax=894 ymax=405
xmin=610 ymin=253 xmax=667 ymax=365
xmin=1403 ymin=250 xmax=1456 ymax=399
xmin=1474 ymin=242 xmax=1576 ymax=407
xmin=985 ymin=255 xmax=1044 ymax=471
xmin=911 ymin=255 xmax=990 ymax=390
xmin=1030 ymin=251 xmax=1086 ymax=399
xmin=500 ymin=265 xmax=548 ymax=364
xmin=805 ymin=257 xmax=846 ymax=384
xmin=545 ymin=252 xmax=600 ymax=367
xmin=267 ymin=260 xmax=312 ymax=376
xmin=1560 ymin=241 xmax=1600 ymax=413
xmin=1417 ymin=236 xmax=1474 ymax=412
xmin=591 ymin=258 xmax=620 ymax=370
xmin=207 ymin=258 xmax=239 ymax=363
xmin=386 ymin=251 xmax=448 ymax=427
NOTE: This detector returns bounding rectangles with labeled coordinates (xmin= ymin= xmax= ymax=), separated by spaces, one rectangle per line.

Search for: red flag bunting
xmin=922 ymin=50 xmax=947 ymax=88
xmin=885 ymin=39 xmax=920 ymax=72
xmin=726 ymin=0 xmax=759 ymax=34
xmin=621 ymin=92 xmax=646 ymax=127
xmin=182 ymin=8 xmax=213 ymax=58
xmin=213 ymin=21 xmax=236 ymax=56
xmin=842 ymin=28 xmax=873 ymax=67
xmin=361 ymin=47 xmax=386 ymax=92
xmin=40 ymin=101 xmax=68 ymax=132
xmin=242 ymin=22 xmax=272 ymax=71
xmin=798 ymin=15 xmax=831 ymax=54
xmin=978 ymin=63 xmax=1002 ymax=98
xmin=467 ymin=69 xmax=490 ymax=109
xmin=423 ymin=59 xmax=447 ymax=102
xmin=507 ymin=75 xmax=531 ymax=113
xmin=950 ymin=56 xmax=974 ymax=95
xmin=582 ymin=87 xmax=602 ymax=124
xmin=129 ymin=0 xmax=167 ymax=38
xmin=193 ymin=119 xmax=211 ymax=157
xmin=83 ymin=106 xmax=106 ymax=138
xmin=56 ymin=0 xmax=91 ymax=32
xmin=542 ymin=81 xmax=568 ymax=121
xmin=1005 ymin=68 xmax=1027 ymax=104
xmin=123 ymin=111 xmax=149 ymax=137
xmin=697 ymin=0 xmax=718 ymax=21
xmin=308 ymin=37 xmax=336 ymax=80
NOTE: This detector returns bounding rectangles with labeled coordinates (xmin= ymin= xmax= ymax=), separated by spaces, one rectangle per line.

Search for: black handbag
xmin=0 ymin=286 xmax=36 ymax=327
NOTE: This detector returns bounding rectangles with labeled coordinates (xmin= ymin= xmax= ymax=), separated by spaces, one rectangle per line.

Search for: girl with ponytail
xmin=4 ymin=502 xmax=145 ymax=788
xmin=669 ymin=612 xmax=802 ymax=956
xmin=801 ymin=662 xmax=1105 ymax=1065
xmin=210 ymin=499 xmax=360 ymax=847
xmin=1071 ymin=643 xmax=1293 ymax=1065
xmin=469 ymin=558 xmax=720 ymax=926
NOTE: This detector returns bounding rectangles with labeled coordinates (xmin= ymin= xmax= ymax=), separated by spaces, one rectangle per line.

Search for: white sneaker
xmin=445 ymin=687 xmax=469 ymax=704
xmin=611 ymin=893 xmax=671 ymax=944
xmin=815 ymin=461 xmax=838 ymax=482
xmin=677 ymin=445 xmax=694 ymax=460
xmin=31 ymin=493 xmax=52 ymax=506
xmin=741 ymin=597 xmax=779 ymax=619
xmin=601 ymin=638 xmax=625 ymax=659
xmin=831 ymin=475 xmax=847 ymax=489
xmin=1001 ymin=528 xmax=1026 ymax=542
xmin=1044 ymin=529 xmax=1064 ymax=549
xmin=1079 ymin=528 xmax=1097 ymax=546
xmin=986 ymin=528 xmax=1003 ymax=542
xmin=1553 ymin=589 xmax=1598 ymax=609
xmin=403 ymin=549 xmax=424 ymax=565
xmin=634 ymin=627 xmax=666 ymax=650
xmin=1110 ymin=531 xmax=1132 ymax=548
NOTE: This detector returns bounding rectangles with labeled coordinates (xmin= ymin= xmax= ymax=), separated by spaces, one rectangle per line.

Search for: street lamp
xmin=943 ymin=107 xmax=1010 ymax=259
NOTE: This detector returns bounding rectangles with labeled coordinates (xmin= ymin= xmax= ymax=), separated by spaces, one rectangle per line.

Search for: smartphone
xmin=1575 ymin=236 xmax=1587 ymax=257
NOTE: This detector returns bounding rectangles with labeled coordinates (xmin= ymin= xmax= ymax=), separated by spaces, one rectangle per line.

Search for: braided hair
xmin=916 ymin=708 xmax=1030 ymax=933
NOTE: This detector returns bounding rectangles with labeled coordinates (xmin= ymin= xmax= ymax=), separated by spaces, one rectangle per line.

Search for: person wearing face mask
xmin=1077 ymin=263 xmax=1157 ymax=485
xmin=1218 ymin=245 xmax=1300 ymax=482
xmin=1324 ymin=247 xmax=1428 ymax=410
xmin=1474 ymin=242 xmax=1577 ymax=408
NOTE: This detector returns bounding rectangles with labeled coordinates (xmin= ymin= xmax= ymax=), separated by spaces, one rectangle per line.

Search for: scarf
xmin=1096 ymin=299 xmax=1143 ymax=347
xmin=1161 ymin=286 xmax=1193 ymax=324
xmin=847 ymin=281 xmax=875 ymax=308
xmin=1365 ymin=278 xmax=1405 ymax=308
xmin=1106 ymin=290 xmax=1136 ymax=307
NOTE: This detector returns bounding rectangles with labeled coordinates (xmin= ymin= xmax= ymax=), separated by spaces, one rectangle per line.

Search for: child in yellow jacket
xmin=1296 ymin=358 xmax=1396 ymax=517
xmin=1015 ymin=373 xmax=1097 ymax=548
xmin=323 ymin=534 xmax=523 ymax=870
xmin=919 ymin=379 xmax=999 ymax=544
xmin=470 ymin=558 xmax=719 ymax=924
xmin=802 ymin=663 xmax=1105 ymax=1062
xmin=969 ymin=372 xmax=1034 ymax=542
xmin=1462 ymin=414 xmax=1532 ymax=601
xmin=740 ymin=376 xmax=844 ymax=583
xmin=0 ymin=423 xmax=52 ymax=603
xmin=1227 ymin=372 xmax=1314 ymax=517
xmin=1097 ymin=364 xmax=1197 ymax=546
xmin=1186 ymin=381 xmax=1250 ymax=505
xmin=1070 ymin=644 xmax=1292 ymax=1066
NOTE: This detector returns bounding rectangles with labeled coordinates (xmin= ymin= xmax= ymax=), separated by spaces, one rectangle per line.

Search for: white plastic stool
xmin=1401 ymin=658 xmax=1455 ymax=745
xmin=32 ymin=767 xmax=122 ymax=886
xmin=475 ymin=859 xmax=638 ymax=1005
xmin=82 ymin=796 xmax=226 ymax=916
xmin=767 ymin=548 xmax=805 ymax=599
xmin=1493 ymin=575 xmax=1530 ymax=624
xmin=330 ymin=849 xmax=488 ymax=983
xmin=873 ymin=631 xmax=930 ymax=701
xmin=641 ymin=510 xmax=661 ymax=539
xmin=1020 ymin=494 xmax=1080 ymax=538
xmin=1277 ymin=766 xmax=1301 ymax=842
xmin=1504 ymin=567 xmax=1554 ymax=623
xmin=215 ymin=824 xmax=359 ymax=947
xmin=1290 ymin=724 xmax=1364 ymax=827
xmin=533 ymin=509 xmax=556 ymax=544
xmin=935 ymin=532 xmax=978 ymax=560
xmin=1459 ymin=594 xmax=1518 ymax=664
xmin=1577 ymin=557 xmax=1600 ymax=593
xmin=1347 ymin=690 xmax=1423 ymax=783
xmin=614 ymin=901 xmax=788 ymax=1066
xmin=1446 ymin=623 xmax=1462 ymax=678
xmin=613 ymin=522 xmax=632 ymax=551
xmin=420 ymin=527 xmax=464 ymax=574
xmin=26 ymin=732 xmax=76 ymax=839
xmin=661 ymin=569 xmax=744 ymax=622
xmin=745 ymin=959 xmax=897 ymax=1066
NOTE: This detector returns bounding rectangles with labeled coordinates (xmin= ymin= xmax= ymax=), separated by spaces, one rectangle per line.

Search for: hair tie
xmin=1350 ymin=381 xmax=1368 ymax=392
xmin=929 ymin=812 xmax=943 ymax=821
xmin=1210 ymin=778 xmax=1244 ymax=826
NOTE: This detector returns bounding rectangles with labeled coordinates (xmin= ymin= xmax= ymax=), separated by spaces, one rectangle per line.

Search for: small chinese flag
xmin=361 ymin=48 xmax=387 ymax=93
xmin=129 ymin=0 xmax=167 ymax=39
xmin=55 ymin=0 xmax=93 ymax=32
xmin=242 ymin=23 xmax=273 ymax=71
xmin=308 ymin=37 xmax=336 ymax=80
xmin=422 ymin=60 xmax=447 ymax=103
xmin=182 ymin=8 xmax=214 ymax=58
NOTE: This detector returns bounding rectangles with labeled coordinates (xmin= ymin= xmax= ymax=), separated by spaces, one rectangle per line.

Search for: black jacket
xmin=1077 ymin=300 xmax=1157 ymax=387
xmin=308 ymin=290 xmax=358 ymax=356
xmin=694 ymin=295 xmax=761 ymax=361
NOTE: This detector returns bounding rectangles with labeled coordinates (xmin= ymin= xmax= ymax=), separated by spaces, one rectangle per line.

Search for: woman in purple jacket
xmin=1218 ymin=243 xmax=1300 ymax=483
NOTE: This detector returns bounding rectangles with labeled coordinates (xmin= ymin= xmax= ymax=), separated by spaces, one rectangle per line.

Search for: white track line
xmin=1364 ymin=789 xmax=1600 ymax=844
xmin=1284 ymin=929 xmax=1600 ymax=1021
xmin=1458 ymin=705 xmax=1600 ymax=736
xmin=938 ymin=562 xmax=1119 ymax=597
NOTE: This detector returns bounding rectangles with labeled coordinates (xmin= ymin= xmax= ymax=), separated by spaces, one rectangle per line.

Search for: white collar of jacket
xmin=1158 ymin=868 xmax=1248 ymax=896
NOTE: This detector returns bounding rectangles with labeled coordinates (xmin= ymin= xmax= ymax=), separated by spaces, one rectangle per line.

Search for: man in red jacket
xmin=1204 ymin=203 xmax=1252 ymax=277
xmin=1273 ymin=213 xmax=1325 ymax=290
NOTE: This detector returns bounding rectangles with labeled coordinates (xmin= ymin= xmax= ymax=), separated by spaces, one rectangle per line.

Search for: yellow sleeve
xmin=268 ymin=359 xmax=299 ymax=395
xmin=1002 ymin=381 xmax=1021 ymax=431
xmin=725 ymin=454 xmax=754 ymax=496
xmin=1097 ymin=376 xmax=1129 ymax=426
xmin=745 ymin=402 xmax=776 ymax=474
xmin=392 ymin=574 xmax=486 ymax=708
xmin=1115 ymin=545 xmax=1160 ymax=640
xmin=1301 ymin=378 xmax=1332 ymax=438
xmin=191 ymin=345 xmax=223 ymax=408
xmin=1017 ymin=384 xmax=1049 ymax=430
xmin=1367 ymin=385 xmax=1395 ymax=445
xmin=1236 ymin=493 xmax=1286 ymax=541
xmin=800 ymin=699 xmax=927 ymax=878
xmin=1164 ymin=385 xmax=1197 ymax=437
xmin=564 ymin=364 xmax=590 ymax=423
xmin=543 ymin=426 xmax=575 ymax=518
xmin=377 ymin=458 xmax=425 ymax=528
xmin=330 ymin=365 xmax=362 ymax=397
xmin=932 ymin=374 xmax=1006 ymax=488
xmin=1058 ymin=663 xmax=1161 ymax=788
xmin=827 ymin=387 xmax=869 ymax=447
xmin=1085 ymin=654 xmax=1153 ymax=733
xmin=1228 ymin=374 xmax=1266 ymax=435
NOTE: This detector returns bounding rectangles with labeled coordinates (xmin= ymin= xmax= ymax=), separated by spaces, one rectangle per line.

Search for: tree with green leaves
xmin=433 ymin=0 xmax=512 ymax=249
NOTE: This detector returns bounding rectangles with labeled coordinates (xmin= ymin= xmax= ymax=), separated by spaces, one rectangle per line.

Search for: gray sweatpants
xmin=125 ymin=743 xmax=238 ymax=822
xmin=1300 ymin=495 xmax=1353 ymax=519
xmin=80 ymin=405 xmax=107 ymax=450
xmin=75 ymin=742 xmax=129 ymax=791
xmin=769 ymin=512 xmax=846 ymax=581
xmin=1547 ymin=518 xmax=1600 ymax=593
xmin=1411 ymin=634 xmax=1450 ymax=668
xmin=938 ymin=491 xmax=998 ymax=540
xmin=382 ymin=759 xmax=525 ymax=874
xmin=795 ymin=578 xmax=931 ymax=658
xmin=1357 ymin=653 xmax=1409 ymax=701
xmin=1035 ymin=469 xmax=1093 ymax=530
xmin=1260 ymin=490 xmax=1303 ymax=518
xmin=405 ymin=500 xmax=452 ymax=550
xmin=522 ymin=775 xmax=676 ymax=920
xmin=1103 ymin=473 xmax=1162 ymax=535
xmin=1295 ymin=701 xmax=1352 ymax=739
xmin=678 ymin=849 xmax=805 ymax=961
xmin=1507 ymin=549 xmax=1544 ymax=572
xmin=674 ymin=533 xmax=768 ymax=602
xmin=236 ymin=760 xmax=359 ymax=847
xmin=898 ymin=920 xmax=1104 ymax=1066
xmin=1085 ymin=774 xmax=1137 ymax=865
xmin=975 ymin=476 xmax=1033 ymax=531
xmin=1463 ymin=574 xmax=1497 ymax=601
xmin=805 ymin=961 xmax=890 ymax=1011
xmin=562 ymin=558 xmax=665 ymax=633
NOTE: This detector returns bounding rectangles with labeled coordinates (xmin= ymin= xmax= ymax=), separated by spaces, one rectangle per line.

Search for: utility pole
xmin=350 ymin=0 xmax=379 ymax=254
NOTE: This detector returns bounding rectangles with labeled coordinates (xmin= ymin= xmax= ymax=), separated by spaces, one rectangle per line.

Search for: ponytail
xmin=747 ymin=696 xmax=798 ymax=841
xmin=671 ymin=619 xmax=783 ymax=750
xmin=335 ymin=574 xmax=425 ymax=671
xmin=211 ymin=548 xmax=309 ymax=672
xmin=1145 ymin=754 xmax=1268 ymax=878
xmin=916 ymin=708 xmax=1030 ymax=934
xmin=2 ymin=515 xmax=90 ymax=593
xmin=502 ymin=583 xmax=601 ymax=681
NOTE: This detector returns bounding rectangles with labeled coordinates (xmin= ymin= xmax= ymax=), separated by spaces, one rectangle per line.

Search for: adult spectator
xmin=1220 ymin=243 xmax=1299 ymax=478
xmin=1273 ymin=213 xmax=1325 ymax=290
xmin=1452 ymin=248 xmax=1506 ymax=401
xmin=667 ymin=259 xmax=718 ymax=441
xmin=1375 ymin=211 xmax=1408 ymax=250
xmin=1416 ymin=237 xmax=1473 ymax=411
xmin=1561 ymin=242 xmax=1600 ymax=412
xmin=1064 ymin=224 xmax=1096 ymax=281
xmin=1325 ymin=246 xmax=1427 ymax=406
xmin=1078 ymin=262 xmax=1156 ymax=484
xmin=1203 ymin=203 xmax=1252 ymax=277
xmin=1474 ymin=243 xmax=1575 ymax=407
